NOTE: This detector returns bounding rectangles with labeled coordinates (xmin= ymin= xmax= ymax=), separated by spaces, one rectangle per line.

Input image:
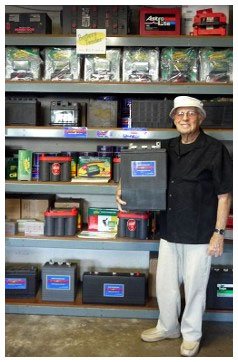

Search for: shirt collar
xmin=170 ymin=128 xmax=207 ymax=156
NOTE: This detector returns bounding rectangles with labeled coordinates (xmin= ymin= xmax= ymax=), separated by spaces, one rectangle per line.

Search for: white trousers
xmin=156 ymin=238 xmax=211 ymax=341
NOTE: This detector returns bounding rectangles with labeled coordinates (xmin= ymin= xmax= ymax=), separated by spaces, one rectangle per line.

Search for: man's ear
xmin=198 ymin=114 xmax=205 ymax=125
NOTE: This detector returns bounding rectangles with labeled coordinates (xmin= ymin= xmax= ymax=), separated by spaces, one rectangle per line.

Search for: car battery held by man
xmin=122 ymin=47 xmax=159 ymax=82
xmin=44 ymin=47 xmax=80 ymax=81
xmin=160 ymin=47 xmax=198 ymax=82
xmin=82 ymin=271 xmax=147 ymax=305
xmin=120 ymin=143 xmax=167 ymax=211
xmin=192 ymin=8 xmax=227 ymax=36
xmin=199 ymin=47 xmax=233 ymax=83
xmin=84 ymin=49 xmax=121 ymax=82
xmin=50 ymin=101 xmax=81 ymax=126
xmin=5 ymin=47 xmax=42 ymax=81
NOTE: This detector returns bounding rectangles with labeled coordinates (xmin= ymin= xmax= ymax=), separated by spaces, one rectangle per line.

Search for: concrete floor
xmin=5 ymin=314 xmax=233 ymax=357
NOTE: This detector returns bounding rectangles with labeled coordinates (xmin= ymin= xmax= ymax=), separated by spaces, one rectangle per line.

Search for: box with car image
xmin=88 ymin=207 xmax=118 ymax=232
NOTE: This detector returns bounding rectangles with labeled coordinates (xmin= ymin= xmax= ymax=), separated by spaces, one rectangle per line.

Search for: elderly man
xmin=116 ymin=96 xmax=232 ymax=357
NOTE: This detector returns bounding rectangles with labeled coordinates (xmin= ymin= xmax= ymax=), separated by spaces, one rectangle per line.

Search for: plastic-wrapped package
xmin=123 ymin=47 xmax=159 ymax=82
xmin=5 ymin=47 xmax=42 ymax=81
xmin=160 ymin=47 xmax=198 ymax=82
xmin=84 ymin=49 xmax=121 ymax=82
xmin=44 ymin=48 xmax=80 ymax=81
xmin=199 ymin=48 xmax=233 ymax=83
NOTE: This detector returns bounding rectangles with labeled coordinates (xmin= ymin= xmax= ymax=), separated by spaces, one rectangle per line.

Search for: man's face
xmin=173 ymin=107 xmax=204 ymax=136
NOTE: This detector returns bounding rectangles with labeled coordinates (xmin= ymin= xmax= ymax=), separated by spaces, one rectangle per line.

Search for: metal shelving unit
xmin=5 ymin=33 xmax=233 ymax=321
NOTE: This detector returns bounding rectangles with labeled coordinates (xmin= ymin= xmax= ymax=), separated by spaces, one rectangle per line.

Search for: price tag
xmin=64 ymin=127 xmax=88 ymax=138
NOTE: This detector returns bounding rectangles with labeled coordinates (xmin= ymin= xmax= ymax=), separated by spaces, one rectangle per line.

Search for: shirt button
xmin=169 ymin=194 xmax=172 ymax=197
xmin=168 ymin=208 xmax=172 ymax=211
xmin=171 ymin=180 xmax=174 ymax=184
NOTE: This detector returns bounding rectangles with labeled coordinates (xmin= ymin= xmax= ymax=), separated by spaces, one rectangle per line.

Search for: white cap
xmin=169 ymin=96 xmax=206 ymax=118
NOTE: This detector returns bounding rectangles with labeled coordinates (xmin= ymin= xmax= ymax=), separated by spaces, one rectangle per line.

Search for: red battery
xmin=192 ymin=8 xmax=227 ymax=36
xmin=39 ymin=155 xmax=72 ymax=182
xmin=139 ymin=7 xmax=181 ymax=36
xmin=117 ymin=211 xmax=149 ymax=240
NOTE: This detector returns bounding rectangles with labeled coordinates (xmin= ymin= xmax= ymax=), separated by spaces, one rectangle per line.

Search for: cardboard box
xmin=21 ymin=199 xmax=51 ymax=220
xmin=88 ymin=207 xmax=118 ymax=232
xmin=6 ymin=198 xmax=21 ymax=220
xmin=182 ymin=6 xmax=230 ymax=35
xmin=78 ymin=156 xmax=111 ymax=178
xmin=24 ymin=221 xmax=44 ymax=236
xmin=5 ymin=220 xmax=17 ymax=235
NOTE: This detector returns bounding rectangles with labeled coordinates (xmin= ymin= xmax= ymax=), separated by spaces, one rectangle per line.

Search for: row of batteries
xmin=5 ymin=262 xmax=233 ymax=310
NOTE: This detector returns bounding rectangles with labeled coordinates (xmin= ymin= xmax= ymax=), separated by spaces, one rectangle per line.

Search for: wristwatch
xmin=214 ymin=228 xmax=225 ymax=236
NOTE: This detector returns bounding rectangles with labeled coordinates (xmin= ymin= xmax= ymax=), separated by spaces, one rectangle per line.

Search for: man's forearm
xmin=215 ymin=193 xmax=232 ymax=230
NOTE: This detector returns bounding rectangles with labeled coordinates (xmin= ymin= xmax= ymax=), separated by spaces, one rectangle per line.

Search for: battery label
xmin=217 ymin=284 xmax=233 ymax=298
xmin=46 ymin=275 xmax=70 ymax=290
xmin=103 ymin=283 xmax=124 ymax=297
xmin=5 ymin=277 xmax=27 ymax=289
xmin=131 ymin=160 xmax=156 ymax=177
xmin=145 ymin=14 xmax=176 ymax=31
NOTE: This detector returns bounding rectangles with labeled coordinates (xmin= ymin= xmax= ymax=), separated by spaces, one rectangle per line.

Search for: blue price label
xmin=46 ymin=275 xmax=70 ymax=290
xmin=5 ymin=278 xmax=27 ymax=290
xmin=103 ymin=283 xmax=124 ymax=298
xmin=131 ymin=160 xmax=156 ymax=177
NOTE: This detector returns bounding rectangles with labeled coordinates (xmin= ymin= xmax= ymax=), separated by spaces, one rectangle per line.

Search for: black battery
xmin=5 ymin=97 xmax=41 ymax=126
xmin=6 ymin=13 xmax=52 ymax=34
xmin=62 ymin=6 xmax=98 ymax=34
xmin=50 ymin=101 xmax=81 ymax=127
xmin=82 ymin=272 xmax=147 ymax=305
xmin=44 ymin=208 xmax=78 ymax=236
xmin=39 ymin=154 xmax=72 ymax=182
xmin=121 ymin=145 xmax=167 ymax=211
xmin=41 ymin=261 xmax=77 ymax=302
xmin=5 ymin=264 xmax=39 ymax=298
xmin=206 ymin=265 xmax=233 ymax=310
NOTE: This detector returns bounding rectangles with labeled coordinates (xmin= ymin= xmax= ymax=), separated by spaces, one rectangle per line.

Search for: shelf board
xmin=5 ymin=234 xmax=232 ymax=252
xmin=5 ymin=81 xmax=233 ymax=95
xmin=5 ymin=35 xmax=233 ymax=47
xmin=5 ymin=126 xmax=233 ymax=141
xmin=5 ymin=288 xmax=233 ymax=321
xmin=5 ymin=234 xmax=160 ymax=251
xmin=5 ymin=180 xmax=117 ymax=194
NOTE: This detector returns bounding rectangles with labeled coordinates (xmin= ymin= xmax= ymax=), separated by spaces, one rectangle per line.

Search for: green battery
xmin=17 ymin=150 xmax=32 ymax=181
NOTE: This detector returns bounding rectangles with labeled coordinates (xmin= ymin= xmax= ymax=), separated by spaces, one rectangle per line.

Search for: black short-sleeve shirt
xmin=159 ymin=129 xmax=233 ymax=244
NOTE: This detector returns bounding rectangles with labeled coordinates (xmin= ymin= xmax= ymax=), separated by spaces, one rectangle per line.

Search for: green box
xmin=17 ymin=150 xmax=32 ymax=181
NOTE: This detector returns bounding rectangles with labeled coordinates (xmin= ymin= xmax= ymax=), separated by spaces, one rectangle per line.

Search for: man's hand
xmin=207 ymin=233 xmax=224 ymax=257
xmin=116 ymin=186 xmax=127 ymax=212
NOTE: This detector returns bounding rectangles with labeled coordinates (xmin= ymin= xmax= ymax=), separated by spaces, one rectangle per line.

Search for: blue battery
xmin=31 ymin=152 xmax=41 ymax=180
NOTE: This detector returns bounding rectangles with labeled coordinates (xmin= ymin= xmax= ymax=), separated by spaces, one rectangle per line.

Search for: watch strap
xmin=214 ymin=228 xmax=225 ymax=235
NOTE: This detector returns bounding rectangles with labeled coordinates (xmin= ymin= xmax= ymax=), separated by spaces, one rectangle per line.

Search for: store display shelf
xmin=5 ymin=35 xmax=233 ymax=47
xmin=5 ymin=180 xmax=117 ymax=195
xmin=5 ymin=81 xmax=233 ymax=95
xmin=5 ymin=235 xmax=160 ymax=252
xmin=5 ymin=290 xmax=233 ymax=321
xmin=5 ymin=126 xmax=233 ymax=141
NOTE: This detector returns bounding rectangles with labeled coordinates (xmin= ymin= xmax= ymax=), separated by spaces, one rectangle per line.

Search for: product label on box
xmin=217 ymin=284 xmax=233 ymax=298
xmin=103 ymin=283 xmax=124 ymax=297
xmin=131 ymin=161 xmax=156 ymax=177
xmin=64 ymin=127 xmax=88 ymax=138
xmin=5 ymin=278 xmax=27 ymax=290
xmin=46 ymin=275 xmax=70 ymax=290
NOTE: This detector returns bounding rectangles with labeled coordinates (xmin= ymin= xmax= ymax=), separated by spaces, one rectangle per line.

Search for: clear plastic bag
xmin=160 ymin=47 xmax=198 ymax=82
xmin=43 ymin=47 xmax=81 ymax=81
xmin=84 ymin=49 xmax=121 ymax=82
xmin=199 ymin=48 xmax=233 ymax=83
xmin=123 ymin=47 xmax=159 ymax=82
xmin=5 ymin=47 xmax=42 ymax=81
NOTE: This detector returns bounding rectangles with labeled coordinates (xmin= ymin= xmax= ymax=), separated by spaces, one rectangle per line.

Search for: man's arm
xmin=207 ymin=193 xmax=232 ymax=257
xmin=115 ymin=179 xmax=127 ymax=212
